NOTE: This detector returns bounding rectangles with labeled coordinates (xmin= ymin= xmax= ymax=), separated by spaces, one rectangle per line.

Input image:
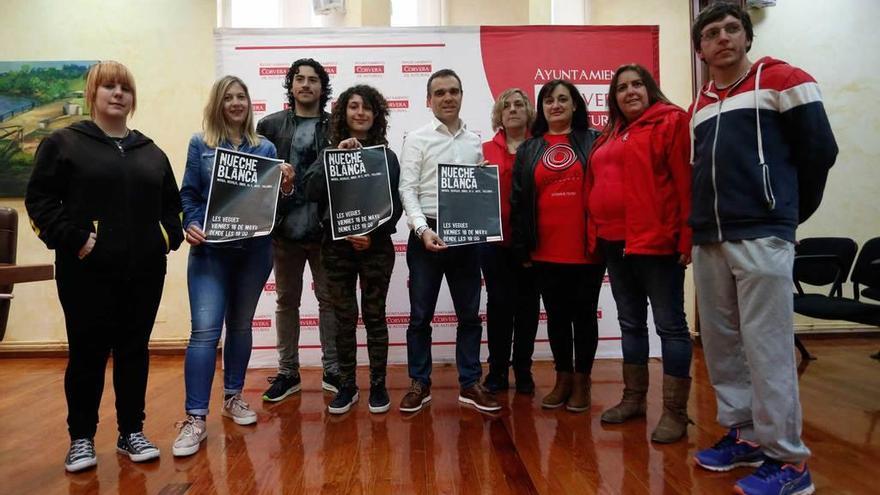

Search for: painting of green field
xmin=0 ymin=61 xmax=97 ymax=197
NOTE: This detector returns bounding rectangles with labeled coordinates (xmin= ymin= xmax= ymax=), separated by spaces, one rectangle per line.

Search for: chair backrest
xmin=851 ymin=237 xmax=880 ymax=297
xmin=0 ymin=207 xmax=16 ymax=265
xmin=793 ymin=237 xmax=857 ymax=292
xmin=0 ymin=207 xmax=16 ymax=342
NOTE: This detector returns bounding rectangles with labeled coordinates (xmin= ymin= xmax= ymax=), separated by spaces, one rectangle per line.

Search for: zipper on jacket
xmin=710 ymin=100 xmax=724 ymax=243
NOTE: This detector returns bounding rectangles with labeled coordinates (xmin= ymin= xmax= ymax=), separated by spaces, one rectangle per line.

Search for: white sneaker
xmin=222 ymin=394 xmax=257 ymax=425
xmin=172 ymin=415 xmax=207 ymax=457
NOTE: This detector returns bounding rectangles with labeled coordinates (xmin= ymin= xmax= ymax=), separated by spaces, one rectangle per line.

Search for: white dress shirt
xmin=398 ymin=116 xmax=483 ymax=231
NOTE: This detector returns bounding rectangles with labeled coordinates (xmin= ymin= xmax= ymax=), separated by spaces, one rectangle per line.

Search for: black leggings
xmin=535 ymin=262 xmax=605 ymax=373
xmin=56 ymin=264 xmax=164 ymax=439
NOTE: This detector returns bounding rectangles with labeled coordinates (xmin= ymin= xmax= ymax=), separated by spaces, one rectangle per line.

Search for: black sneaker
xmin=482 ymin=372 xmax=510 ymax=393
xmin=368 ymin=384 xmax=391 ymax=414
xmin=116 ymin=431 xmax=160 ymax=462
xmin=262 ymin=373 xmax=302 ymax=402
xmin=328 ymin=386 xmax=359 ymax=414
xmin=322 ymin=372 xmax=341 ymax=393
xmin=65 ymin=438 xmax=97 ymax=472
xmin=514 ymin=370 xmax=535 ymax=395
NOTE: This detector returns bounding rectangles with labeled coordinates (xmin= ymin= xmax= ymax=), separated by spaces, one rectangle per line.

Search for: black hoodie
xmin=26 ymin=120 xmax=183 ymax=277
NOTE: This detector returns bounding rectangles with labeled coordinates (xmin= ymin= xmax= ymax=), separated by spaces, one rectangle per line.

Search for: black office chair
xmin=849 ymin=237 xmax=880 ymax=359
xmin=792 ymin=237 xmax=859 ymax=360
xmin=793 ymin=237 xmax=880 ymax=359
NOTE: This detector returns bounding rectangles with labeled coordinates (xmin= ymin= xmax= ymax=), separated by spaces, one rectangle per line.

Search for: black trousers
xmin=56 ymin=264 xmax=165 ymax=439
xmin=535 ymin=262 xmax=605 ymax=373
xmin=479 ymin=244 xmax=540 ymax=375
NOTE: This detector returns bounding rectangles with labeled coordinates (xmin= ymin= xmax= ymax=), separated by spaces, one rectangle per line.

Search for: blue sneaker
xmin=694 ymin=428 xmax=764 ymax=472
xmin=734 ymin=457 xmax=815 ymax=495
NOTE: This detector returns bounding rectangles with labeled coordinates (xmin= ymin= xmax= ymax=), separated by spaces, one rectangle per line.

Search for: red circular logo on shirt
xmin=542 ymin=143 xmax=576 ymax=171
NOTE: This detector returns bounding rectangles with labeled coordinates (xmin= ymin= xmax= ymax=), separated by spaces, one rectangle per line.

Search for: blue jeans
xmin=601 ymin=240 xmax=692 ymax=378
xmin=183 ymin=237 xmax=273 ymax=415
xmin=405 ymin=231 xmax=482 ymax=388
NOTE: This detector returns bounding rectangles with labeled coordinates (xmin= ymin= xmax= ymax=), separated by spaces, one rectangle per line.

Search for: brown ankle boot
xmin=601 ymin=364 xmax=648 ymax=423
xmin=541 ymin=371 xmax=573 ymax=408
xmin=566 ymin=372 xmax=591 ymax=412
xmin=651 ymin=374 xmax=691 ymax=443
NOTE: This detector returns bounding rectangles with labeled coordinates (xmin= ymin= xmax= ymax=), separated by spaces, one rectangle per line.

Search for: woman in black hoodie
xmin=303 ymin=85 xmax=402 ymax=415
xmin=25 ymin=61 xmax=184 ymax=472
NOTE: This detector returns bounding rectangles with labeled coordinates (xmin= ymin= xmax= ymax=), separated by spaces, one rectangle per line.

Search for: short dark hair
xmin=328 ymin=84 xmax=390 ymax=147
xmin=283 ymin=58 xmax=333 ymax=111
xmin=603 ymin=64 xmax=671 ymax=136
xmin=691 ymin=1 xmax=754 ymax=53
xmin=530 ymin=79 xmax=589 ymax=137
xmin=426 ymin=68 xmax=462 ymax=99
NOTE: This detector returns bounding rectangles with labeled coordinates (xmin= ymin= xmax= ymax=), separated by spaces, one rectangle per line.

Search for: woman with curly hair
xmin=304 ymin=84 xmax=402 ymax=414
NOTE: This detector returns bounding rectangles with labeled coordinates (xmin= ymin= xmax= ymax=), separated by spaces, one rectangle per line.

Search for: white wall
xmin=0 ymin=0 xmax=216 ymax=349
xmin=749 ymin=0 xmax=880 ymax=330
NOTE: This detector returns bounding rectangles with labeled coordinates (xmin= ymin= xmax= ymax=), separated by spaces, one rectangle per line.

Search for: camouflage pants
xmin=322 ymin=235 xmax=395 ymax=388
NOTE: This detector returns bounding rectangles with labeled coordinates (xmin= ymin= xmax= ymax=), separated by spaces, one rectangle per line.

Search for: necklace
xmin=104 ymin=128 xmax=130 ymax=153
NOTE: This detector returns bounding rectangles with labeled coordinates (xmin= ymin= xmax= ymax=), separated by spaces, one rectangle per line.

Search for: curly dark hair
xmin=530 ymin=79 xmax=590 ymax=137
xmin=283 ymin=58 xmax=332 ymax=112
xmin=328 ymin=85 xmax=390 ymax=147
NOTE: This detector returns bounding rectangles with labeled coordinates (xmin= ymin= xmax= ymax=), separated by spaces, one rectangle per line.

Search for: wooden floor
xmin=1 ymin=338 xmax=878 ymax=495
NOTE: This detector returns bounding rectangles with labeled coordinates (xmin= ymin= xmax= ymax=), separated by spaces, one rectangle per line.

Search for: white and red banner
xmin=215 ymin=25 xmax=663 ymax=368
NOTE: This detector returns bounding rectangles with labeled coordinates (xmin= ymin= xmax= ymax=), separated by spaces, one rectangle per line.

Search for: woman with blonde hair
xmin=26 ymin=60 xmax=184 ymax=471
xmin=172 ymin=75 xmax=292 ymax=456
xmin=480 ymin=88 xmax=541 ymax=394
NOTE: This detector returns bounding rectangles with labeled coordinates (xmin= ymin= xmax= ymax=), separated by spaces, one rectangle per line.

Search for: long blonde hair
xmin=202 ymin=75 xmax=259 ymax=148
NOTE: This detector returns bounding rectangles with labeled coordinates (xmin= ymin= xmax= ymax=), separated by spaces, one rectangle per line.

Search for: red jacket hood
xmin=699 ymin=56 xmax=787 ymax=95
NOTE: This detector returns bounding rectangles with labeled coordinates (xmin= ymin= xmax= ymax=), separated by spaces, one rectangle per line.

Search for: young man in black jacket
xmin=257 ymin=58 xmax=340 ymax=401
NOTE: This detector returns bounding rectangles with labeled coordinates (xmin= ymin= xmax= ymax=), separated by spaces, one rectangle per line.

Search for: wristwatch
xmin=415 ymin=225 xmax=429 ymax=238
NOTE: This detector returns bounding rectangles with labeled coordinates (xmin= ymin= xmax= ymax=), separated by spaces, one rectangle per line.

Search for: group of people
xmin=25 ymin=4 xmax=836 ymax=495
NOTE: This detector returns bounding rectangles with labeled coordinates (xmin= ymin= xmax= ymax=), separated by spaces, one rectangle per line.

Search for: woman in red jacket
xmin=480 ymin=88 xmax=540 ymax=394
xmin=586 ymin=64 xmax=692 ymax=443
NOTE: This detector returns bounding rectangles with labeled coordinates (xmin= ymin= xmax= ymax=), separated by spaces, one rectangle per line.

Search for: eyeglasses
xmin=701 ymin=22 xmax=744 ymax=42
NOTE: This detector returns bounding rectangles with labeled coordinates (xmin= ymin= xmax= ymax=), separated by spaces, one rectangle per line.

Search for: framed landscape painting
xmin=0 ymin=60 xmax=97 ymax=197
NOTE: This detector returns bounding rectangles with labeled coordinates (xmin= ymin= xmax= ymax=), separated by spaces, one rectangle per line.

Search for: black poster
xmin=203 ymin=147 xmax=283 ymax=242
xmin=436 ymin=163 xmax=502 ymax=246
xmin=324 ymin=145 xmax=393 ymax=240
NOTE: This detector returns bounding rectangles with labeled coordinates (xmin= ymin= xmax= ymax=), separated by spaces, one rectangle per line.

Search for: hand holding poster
xmin=437 ymin=163 xmax=502 ymax=246
xmin=203 ymin=147 xmax=283 ymax=242
xmin=325 ymin=145 xmax=394 ymax=240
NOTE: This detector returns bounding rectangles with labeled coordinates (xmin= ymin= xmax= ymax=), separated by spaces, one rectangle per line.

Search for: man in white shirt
xmin=398 ymin=69 xmax=500 ymax=413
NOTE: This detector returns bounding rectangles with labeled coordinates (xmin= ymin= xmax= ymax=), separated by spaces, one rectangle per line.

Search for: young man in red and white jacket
xmin=688 ymin=4 xmax=837 ymax=495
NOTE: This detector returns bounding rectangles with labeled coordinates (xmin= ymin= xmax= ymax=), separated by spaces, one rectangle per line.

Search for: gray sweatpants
xmin=692 ymin=237 xmax=810 ymax=463
xmin=272 ymin=237 xmax=338 ymax=376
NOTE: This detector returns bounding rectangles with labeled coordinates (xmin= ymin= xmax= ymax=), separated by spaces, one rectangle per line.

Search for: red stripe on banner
xmin=235 ymin=43 xmax=446 ymax=51
xmin=251 ymin=336 xmax=621 ymax=351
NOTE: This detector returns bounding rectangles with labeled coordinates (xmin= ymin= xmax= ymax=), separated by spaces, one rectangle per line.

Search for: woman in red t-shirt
xmin=510 ymin=79 xmax=604 ymax=413
xmin=480 ymin=88 xmax=540 ymax=394
xmin=585 ymin=64 xmax=692 ymax=443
